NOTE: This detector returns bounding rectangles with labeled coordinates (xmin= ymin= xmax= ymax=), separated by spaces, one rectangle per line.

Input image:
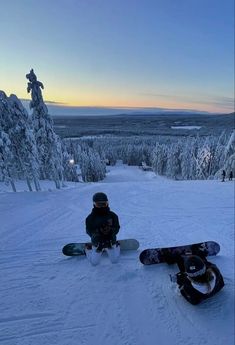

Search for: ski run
xmin=0 ymin=163 xmax=234 ymax=345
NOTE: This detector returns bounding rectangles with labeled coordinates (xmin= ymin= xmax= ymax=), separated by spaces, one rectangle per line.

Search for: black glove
xmin=176 ymin=272 xmax=186 ymax=286
xmin=99 ymin=224 xmax=112 ymax=235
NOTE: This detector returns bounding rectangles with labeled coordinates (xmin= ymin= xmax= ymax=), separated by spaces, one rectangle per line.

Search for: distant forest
xmin=53 ymin=113 xmax=234 ymax=138
xmin=64 ymin=131 xmax=234 ymax=181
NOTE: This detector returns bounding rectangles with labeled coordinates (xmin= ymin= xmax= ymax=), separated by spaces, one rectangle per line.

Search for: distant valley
xmin=53 ymin=113 xmax=234 ymax=138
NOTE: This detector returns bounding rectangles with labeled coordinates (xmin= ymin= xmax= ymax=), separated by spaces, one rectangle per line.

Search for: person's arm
xmin=206 ymin=264 xmax=225 ymax=294
xmin=86 ymin=216 xmax=95 ymax=237
xmin=180 ymin=285 xmax=202 ymax=305
xmin=176 ymin=272 xmax=203 ymax=305
xmin=112 ymin=213 xmax=120 ymax=235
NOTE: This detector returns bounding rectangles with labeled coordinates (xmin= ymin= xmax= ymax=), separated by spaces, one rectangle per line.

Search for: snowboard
xmin=62 ymin=238 xmax=139 ymax=256
xmin=139 ymin=241 xmax=220 ymax=265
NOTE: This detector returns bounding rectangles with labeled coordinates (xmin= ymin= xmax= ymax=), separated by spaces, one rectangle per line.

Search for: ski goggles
xmin=94 ymin=201 xmax=108 ymax=208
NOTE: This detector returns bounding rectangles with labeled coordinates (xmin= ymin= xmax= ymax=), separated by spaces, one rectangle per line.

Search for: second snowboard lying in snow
xmin=139 ymin=241 xmax=220 ymax=265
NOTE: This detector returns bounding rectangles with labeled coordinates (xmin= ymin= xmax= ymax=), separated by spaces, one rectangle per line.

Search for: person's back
xmin=173 ymin=255 xmax=224 ymax=305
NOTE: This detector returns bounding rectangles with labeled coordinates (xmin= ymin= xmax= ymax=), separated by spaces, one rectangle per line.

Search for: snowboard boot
xmin=96 ymin=240 xmax=113 ymax=251
xmin=85 ymin=243 xmax=92 ymax=250
xmin=95 ymin=243 xmax=103 ymax=252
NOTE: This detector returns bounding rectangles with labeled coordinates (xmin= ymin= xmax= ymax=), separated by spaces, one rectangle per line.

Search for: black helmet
xmin=92 ymin=192 xmax=108 ymax=203
xmin=184 ymin=255 xmax=206 ymax=278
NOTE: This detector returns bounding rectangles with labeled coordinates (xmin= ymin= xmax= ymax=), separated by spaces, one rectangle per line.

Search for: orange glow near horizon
xmin=32 ymin=91 xmax=232 ymax=113
xmin=2 ymin=86 xmax=232 ymax=114
xmin=40 ymin=96 xmax=231 ymax=114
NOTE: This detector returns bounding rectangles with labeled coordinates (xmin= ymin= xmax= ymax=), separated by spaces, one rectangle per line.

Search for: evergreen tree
xmin=80 ymin=148 xmax=106 ymax=182
xmin=0 ymin=91 xmax=17 ymax=191
xmin=180 ymin=138 xmax=196 ymax=179
xmin=221 ymin=131 xmax=235 ymax=176
xmin=62 ymin=145 xmax=79 ymax=182
xmin=166 ymin=142 xmax=181 ymax=179
xmin=0 ymin=90 xmax=41 ymax=191
xmin=26 ymin=69 xmax=63 ymax=188
xmin=0 ymin=129 xmax=16 ymax=192
xmin=8 ymin=94 xmax=41 ymax=191
xmin=151 ymin=143 xmax=168 ymax=176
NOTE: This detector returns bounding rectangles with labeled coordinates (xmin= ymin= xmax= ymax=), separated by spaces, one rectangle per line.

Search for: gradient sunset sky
xmin=0 ymin=0 xmax=234 ymax=114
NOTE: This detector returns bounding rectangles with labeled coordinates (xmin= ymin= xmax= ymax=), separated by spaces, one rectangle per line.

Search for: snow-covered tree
xmin=224 ymin=131 xmax=235 ymax=159
xmin=0 ymin=90 xmax=41 ymax=191
xmin=181 ymin=138 xmax=196 ymax=179
xmin=0 ymin=129 xmax=17 ymax=191
xmin=80 ymin=148 xmax=106 ymax=182
xmin=8 ymin=94 xmax=41 ymax=191
xmin=0 ymin=91 xmax=17 ymax=191
xmin=26 ymin=69 xmax=63 ymax=188
xmin=65 ymin=139 xmax=82 ymax=165
xmin=62 ymin=132 xmax=232 ymax=182
xmin=62 ymin=145 xmax=79 ymax=182
xmin=218 ymin=130 xmax=235 ymax=177
xmin=165 ymin=142 xmax=181 ymax=179
xmin=151 ymin=143 xmax=168 ymax=176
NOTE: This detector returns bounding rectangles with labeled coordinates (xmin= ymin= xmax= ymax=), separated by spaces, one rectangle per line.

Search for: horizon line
xmin=19 ymin=99 xmax=231 ymax=115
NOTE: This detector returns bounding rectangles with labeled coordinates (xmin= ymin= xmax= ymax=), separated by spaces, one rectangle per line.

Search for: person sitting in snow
xmin=85 ymin=192 xmax=120 ymax=264
xmin=170 ymin=255 xmax=224 ymax=305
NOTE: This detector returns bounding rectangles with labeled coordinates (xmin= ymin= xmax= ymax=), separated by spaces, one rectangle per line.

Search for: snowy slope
xmin=0 ymin=164 xmax=234 ymax=345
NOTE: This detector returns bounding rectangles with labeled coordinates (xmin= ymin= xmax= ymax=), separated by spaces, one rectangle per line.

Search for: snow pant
xmin=85 ymin=244 xmax=120 ymax=266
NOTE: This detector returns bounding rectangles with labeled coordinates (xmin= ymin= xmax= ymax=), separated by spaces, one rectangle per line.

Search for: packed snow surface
xmin=1 ymin=164 xmax=234 ymax=345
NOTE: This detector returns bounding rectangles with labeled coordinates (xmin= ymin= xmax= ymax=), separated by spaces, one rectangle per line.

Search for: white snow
xmin=171 ymin=126 xmax=202 ymax=130
xmin=0 ymin=164 xmax=234 ymax=345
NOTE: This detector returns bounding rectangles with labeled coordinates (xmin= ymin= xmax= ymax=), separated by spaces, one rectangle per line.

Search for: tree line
xmin=64 ymin=130 xmax=234 ymax=181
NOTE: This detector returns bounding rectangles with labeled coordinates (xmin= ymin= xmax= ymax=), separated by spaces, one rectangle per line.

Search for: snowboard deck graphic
xmin=139 ymin=241 xmax=220 ymax=265
xmin=62 ymin=238 xmax=139 ymax=256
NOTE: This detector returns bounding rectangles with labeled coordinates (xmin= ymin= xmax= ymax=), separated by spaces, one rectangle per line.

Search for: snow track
xmin=0 ymin=165 xmax=234 ymax=345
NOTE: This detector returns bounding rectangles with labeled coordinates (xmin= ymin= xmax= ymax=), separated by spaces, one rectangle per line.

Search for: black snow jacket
xmin=85 ymin=206 xmax=120 ymax=246
xmin=176 ymin=261 xmax=224 ymax=305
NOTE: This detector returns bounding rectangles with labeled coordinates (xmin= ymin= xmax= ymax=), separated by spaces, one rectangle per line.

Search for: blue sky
xmin=0 ymin=0 xmax=234 ymax=114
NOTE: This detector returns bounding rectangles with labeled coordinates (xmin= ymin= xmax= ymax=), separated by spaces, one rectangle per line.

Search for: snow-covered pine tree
xmin=210 ymin=132 xmax=228 ymax=176
xmin=26 ymin=69 xmax=63 ymax=188
xmin=62 ymin=145 xmax=79 ymax=182
xmin=0 ymin=129 xmax=16 ymax=192
xmin=0 ymin=91 xmax=17 ymax=191
xmin=65 ymin=139 xmax=82 ymax=165
xmin=151 ymin=142 xmax=168 ymax=176
xmin=80 ymin=148 xmax=106 ymax=182
xmin=180 ymin=138 xmax=196 ymax=179
xmin=7 ymin=94 xmax=41 ymax=191
xmin=195 ymin=146 xmax=210 ymax=179
xmin=166 ymin=142 xmax=182 ymax=179
xmin=221 ymin=130 xmax=235 ymax=176
xmin=123 ymin=142 xmax=142 ymax=166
